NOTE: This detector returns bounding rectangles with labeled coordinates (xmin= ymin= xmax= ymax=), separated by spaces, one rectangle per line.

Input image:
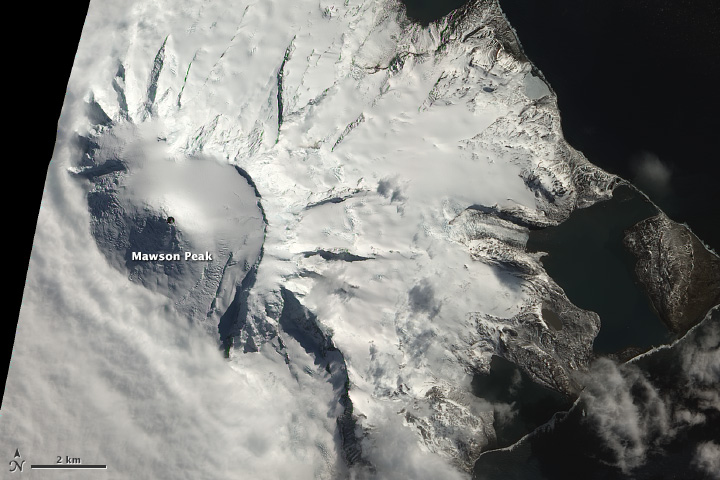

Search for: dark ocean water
xmin=400 ymin=0 xmax=720 ymax=253
xmin=526 ymin=185 xmax=672 ymax=354
xmin=400 ymin=0 xmax=466 ymax=24
xmin=399 ymin=1 xmax=720 ymax=478
xmin=493 ymin=0 xmax=720 ymax=253
xmin=473 ymin=311 xmax=720 ymax=480
xmin=471 ymin=356 xmax=573 ymax=450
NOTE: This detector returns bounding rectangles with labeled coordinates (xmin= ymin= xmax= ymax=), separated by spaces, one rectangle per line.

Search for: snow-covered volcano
xmin=74 ymin=118 xmax=266 ymax=326
xmin=2 ymin=0 xmax=631 ymax=478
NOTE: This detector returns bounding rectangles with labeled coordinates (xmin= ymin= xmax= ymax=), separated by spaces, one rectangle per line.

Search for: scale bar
xmin=31 ymin=465 xmax=107 ymax=470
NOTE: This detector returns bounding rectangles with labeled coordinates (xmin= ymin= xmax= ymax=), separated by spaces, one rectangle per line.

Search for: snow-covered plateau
xmin=4 ymin=0 xmax=687 ymax=478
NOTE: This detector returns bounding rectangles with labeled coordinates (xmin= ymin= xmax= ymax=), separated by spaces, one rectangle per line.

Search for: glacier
xmin=0 ymin=0 xmax=675 ymax=478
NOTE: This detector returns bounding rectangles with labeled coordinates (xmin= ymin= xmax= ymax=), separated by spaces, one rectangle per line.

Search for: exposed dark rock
xmin=496 ymin=283 xmax=600 ymax=397
xmin=467 ymin=203 xmax=550 ymax=230
xmin=278 ymin=288 xmax=370 ymax=470
xmin=624 ymin=214 xmax=720 ymax=334
xmin=302 ymin=249 xmax=371 ymax=262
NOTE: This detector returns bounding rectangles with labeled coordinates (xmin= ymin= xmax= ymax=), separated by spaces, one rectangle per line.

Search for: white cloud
xmin=0 ymin=164 xmax=345 ymax=479
xmin=680 ymin=315 xmax=720 ymax=390
xmin=361 ymin=414 xmax=467 ymax=480
xmin=580 ymin=358 xmax=672 ymax=473
xmin=1 ymin=0 xmax=627 ymax=476
xmin=693 ymin=442 xmax=720 ymax=480
xmin=579 ymin=311 xmax=720 ymax=475
xmin=630 ymin=151 xmax=672 ymax=194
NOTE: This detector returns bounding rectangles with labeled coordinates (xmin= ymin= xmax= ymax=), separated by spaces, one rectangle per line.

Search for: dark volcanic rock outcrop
xmin=624 ymin=213 xmax=720 ymax=334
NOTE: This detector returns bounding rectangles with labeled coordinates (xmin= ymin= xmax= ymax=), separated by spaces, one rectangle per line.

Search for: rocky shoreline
xmin=624 ymin=213 xmax=720 ymax=335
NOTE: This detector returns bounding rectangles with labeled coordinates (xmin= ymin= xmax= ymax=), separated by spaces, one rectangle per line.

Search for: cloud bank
xmin=630 ymin=151 xmax=672 ymax=195
xmin=579 ymin=310 xmax=720 ymax=475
